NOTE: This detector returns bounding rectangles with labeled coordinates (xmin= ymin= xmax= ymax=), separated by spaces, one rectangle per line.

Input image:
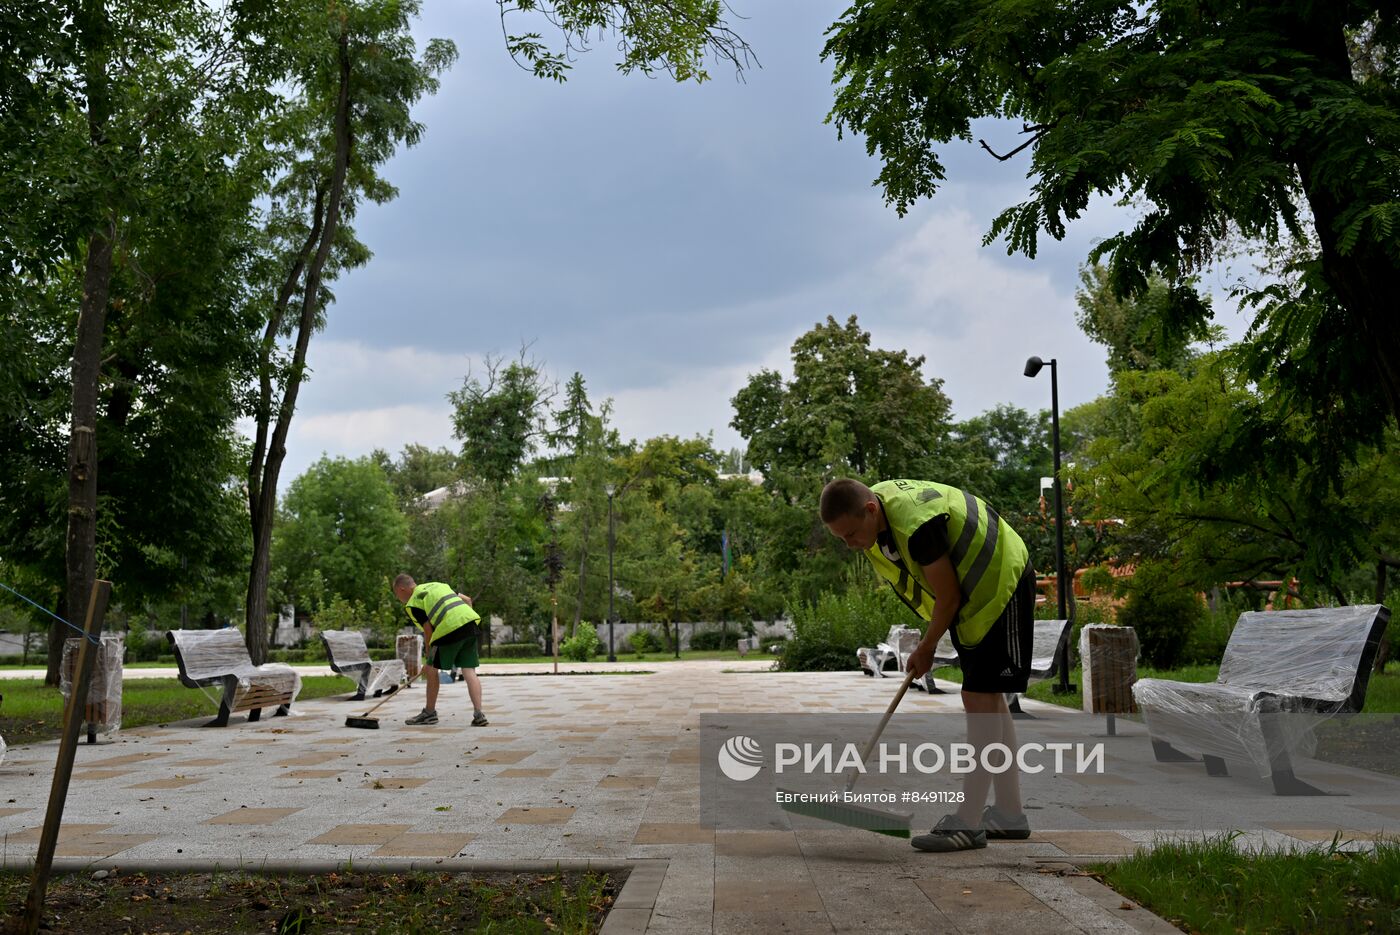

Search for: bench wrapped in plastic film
xmin=1132 ymin=605 xmax=1390 ymax=792
xmin=61 ymin=634 xmax=125 ymax=741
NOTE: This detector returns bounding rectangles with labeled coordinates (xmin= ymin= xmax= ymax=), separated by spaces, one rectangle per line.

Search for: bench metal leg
xmin=1269 ymin=768 xmax=1331 ymax=796
xmin=274 ymin=704 xmax=290 ymax=717
xmin=1203 ymin=754 xmax=1229 ymax=777
xmin=248 ymin=707 xmax=262 ymax=722
xmin=1150 ymin=739 xmax=1197 ymax=762
xmin=1007 ymin=694 xmax=1035 ymax=720
xmin=351 ymin=690 xmax=367 ymax=701
xmin=205 ymin=696 xmax=232 ymax=728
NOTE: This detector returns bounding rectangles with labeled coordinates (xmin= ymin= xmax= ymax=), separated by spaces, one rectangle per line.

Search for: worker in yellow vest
xmin=392 ymin=574 xmax=488 ymax=726
xmin=821 ymin=478 xmax=1035 ymax=852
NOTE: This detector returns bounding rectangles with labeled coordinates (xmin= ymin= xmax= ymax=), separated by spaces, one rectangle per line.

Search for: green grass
xmin=0 ymin=675 xmax=351 ymax=747
xmin=1095 ymin=834 xmax=1400 ymax=934
xmin=1010 ymin=664 xmax=1400 ymax=715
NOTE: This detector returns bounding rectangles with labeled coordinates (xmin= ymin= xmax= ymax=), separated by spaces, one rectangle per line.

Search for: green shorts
xmin=429 ymin=634 xmax=479 ymax=671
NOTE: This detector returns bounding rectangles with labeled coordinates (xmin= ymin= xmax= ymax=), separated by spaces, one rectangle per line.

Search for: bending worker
xmin=821 ymin=478 xmax=1035 ymax=852
xmin=392 ymin=574 xmax=488 ymax=726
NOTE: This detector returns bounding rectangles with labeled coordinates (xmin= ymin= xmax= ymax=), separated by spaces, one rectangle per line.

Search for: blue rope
xmin=0 ymin=580 xmax=102 ymax=645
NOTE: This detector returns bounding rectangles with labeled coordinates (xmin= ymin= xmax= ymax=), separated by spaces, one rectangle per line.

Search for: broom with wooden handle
xmin=345 ymin=666 xmax=418 ymax=729
xmin=778 ymin=667 xmax=918 ymax=837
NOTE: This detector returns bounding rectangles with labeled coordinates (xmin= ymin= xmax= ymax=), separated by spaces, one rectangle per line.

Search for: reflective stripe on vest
xmin=867 ymin=479 xmax=1029 ymax=647
xmin=406 ymin=582 xmax=480 ymax=641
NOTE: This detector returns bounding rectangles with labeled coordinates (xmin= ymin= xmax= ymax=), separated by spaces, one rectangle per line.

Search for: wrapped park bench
xmin=167 ymin=628 xmax=301 ymax=727
xmin=1132 ymin=604 xmax=1390 ymax=795
xmin=321 ymin=629 xmax=405 ymax=700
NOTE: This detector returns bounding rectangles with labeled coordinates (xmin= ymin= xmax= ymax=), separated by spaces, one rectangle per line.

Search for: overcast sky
xmin=275 ymin=0 xmax=1251 ymax=482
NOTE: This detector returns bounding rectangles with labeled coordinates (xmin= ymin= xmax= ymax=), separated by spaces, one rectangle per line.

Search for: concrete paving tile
xmin=1060 ymin=874 xmax=1184 ymax=934
xmin=166 ymin=758 xmax=235 ymax=767
xmin=70 ymin=769 xmax=137 ymax=781
xmin=714 ymin=878 xmax=825 ymax=912
xmin=205 ymin=807 xmax=304 ymax=825
xmin=127 ymin=776 xmax=206 ymax=789
xmin=371 ymin=832 xmax=476 ymax=856
xmin=81 ymin=752 xmax=172 ymax=767
xmin=54 ymin=833 xmax=159 ymax=858
xmin=283 ymin=769 xmax=344 ymax=779
xmin=470 ymin=749 xmax=535 ymax=765
xmin=1352 ymin=803 xmax=1400 ymax=819
xmin=916 ymin=877 xmax=1046 ymax=912
xmin=1036 ymin=831 xmax=1140 ymax=857
xmin=1072 ymin=805 xmax=1163 ymax=823
xmin=497 ymin=768 xmax=559 ymax=778
xmin=712 ymin=911 xmax=834 ymax=933
xmin=633 ymin=823 xmax=714 ymax=845
xmin=0 ymin=809 xmax=29 ymax=819
xmin=715 ymin=831 xmax=802 ymax=857
xmin=5 ymin=823 xmax=113 ymax=843
xmin=598 ymin=776 xmax=658 ymax=790
xmin=306 ymin=823 xmax=412 ymax=844
xmin=362 ymin=777 xmax=432 ymax=790
xmin=1266 ymin=825 xmax=1386 ymax=842
xmin=497 ymin=806 xmax=576 ymax=825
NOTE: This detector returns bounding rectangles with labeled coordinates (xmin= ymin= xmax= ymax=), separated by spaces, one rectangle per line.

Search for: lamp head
xmin=604 ymin=483 xmax=615 ymax=497
xmin=1023 ymin=356 xmax=1044 ymax=378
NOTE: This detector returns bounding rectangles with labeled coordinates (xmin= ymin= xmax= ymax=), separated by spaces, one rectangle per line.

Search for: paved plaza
xmin=2 ymin=661 xmax=1397 ymax=933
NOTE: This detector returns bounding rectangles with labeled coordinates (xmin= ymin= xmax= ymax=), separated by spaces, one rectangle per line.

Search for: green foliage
xmin=490 ymin=642 xmax=542 ymax=659
xmin=689 ymin=627 xmax=741 ymax=651
xmin=450 ymin=354 xmax=553 ymax=489
xmin=273 ymin=457 xmax=408 ymax=611
xmin=1115 ymin=564 xmax=1206 ymax=669
xmin=500 ymin=0 xmax=753 ymax=84
xmin=1076 ymin=265 xmax=1222 ymax=375
xmin=560 ymin=621 xmax=601 ymax=661
xmin=780 ymin=578 xmax=913 ymax=671
xmin=824 ymin=0 xmax=1400 ymax=454
xmin=731 ymin=315 xmax=953 ymax=483
xmin=628 ymin=628 xmax=663 ymax=653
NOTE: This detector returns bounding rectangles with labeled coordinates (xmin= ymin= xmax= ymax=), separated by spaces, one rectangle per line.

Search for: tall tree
xmin=730 ymin=315 xmax=953 ymax=487
xmin=824 ymin=2 xmax=1400 ymax=450
xmin=0 ymin=1 xmax=296 ymax=681
xmin=244 ymin=0 xmax=456 ymax=662
xmin=271 ymin=456 xmax=408 ymax=612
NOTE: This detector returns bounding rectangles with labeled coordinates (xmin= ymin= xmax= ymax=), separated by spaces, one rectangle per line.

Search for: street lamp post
xmin=605 ymin=483 xmax=617 ymax=663
xmin=1024 ymin=355 xmax=1073 ymax=694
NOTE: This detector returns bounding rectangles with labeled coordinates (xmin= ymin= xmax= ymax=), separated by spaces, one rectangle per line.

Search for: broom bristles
xmin=776 ymin=788 xmax=912 ymax=838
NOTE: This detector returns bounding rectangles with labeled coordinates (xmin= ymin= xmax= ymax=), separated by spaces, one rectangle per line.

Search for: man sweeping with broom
xmin=392 ymin=574 xmax=488 ymax=726
xmin=821 ymin=478 xmax=1036 ymax=852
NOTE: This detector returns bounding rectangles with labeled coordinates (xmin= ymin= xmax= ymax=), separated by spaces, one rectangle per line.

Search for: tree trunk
xmin=572 ymin=513 xmax=590 ymax=636
xmin=244 ymin=33 xmax=353 ymax=664
xmin=1284 ymin=9 xmax=1400 ymax=426
xmin=54 ymin=225 xmax=115 ymax=686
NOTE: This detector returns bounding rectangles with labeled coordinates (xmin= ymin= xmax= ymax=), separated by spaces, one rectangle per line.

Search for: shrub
xmin=492 ymin=642 xmax=541 ymax=659
xmin=630 ymin=627 xmax=662 ymax=653
xmin=780 ymin=583 xmax=912 ymax=671
xmin=560 ymin=622 xmax=601 ymax=662
xmin=1182 ymin=607 xmax=1237 ymax=665
xmin=689 ymin=628 xmax=742 ymax=651
xmin=779 ymin=639 xmax=854 ymax=672
xmin=759 ymin=635 xmax=788 ymax=652
xmin=1116 ymin=564 xmax=1206 ymax=668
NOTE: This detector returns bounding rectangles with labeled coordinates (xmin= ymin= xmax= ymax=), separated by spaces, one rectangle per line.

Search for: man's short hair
xmin=820 ymin=479 xmax=874 ymax=523
xmin=392 ymin=573 xmax=416 ymax=592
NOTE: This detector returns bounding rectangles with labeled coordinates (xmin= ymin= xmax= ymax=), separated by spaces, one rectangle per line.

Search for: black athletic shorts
xmin=950 ymin=564 xmax=1037 ymax=693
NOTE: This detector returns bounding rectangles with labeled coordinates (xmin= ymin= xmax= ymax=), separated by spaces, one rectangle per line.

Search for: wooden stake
xmin=21 ymin=579 xmax=111 ymax=935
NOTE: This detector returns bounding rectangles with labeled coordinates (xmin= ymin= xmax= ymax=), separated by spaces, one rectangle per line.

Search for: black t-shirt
xmin=409 ymin=605 xmax=474 ymax=645
xmin=877 ymin=514 xmax=951 ymax=568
